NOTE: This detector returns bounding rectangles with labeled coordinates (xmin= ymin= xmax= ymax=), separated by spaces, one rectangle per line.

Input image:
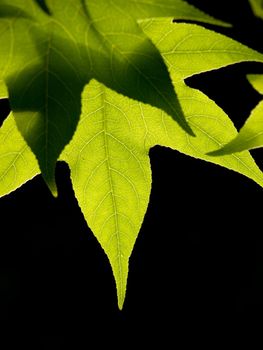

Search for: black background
xmin=1 ymin=0 xmax=263 ymax=347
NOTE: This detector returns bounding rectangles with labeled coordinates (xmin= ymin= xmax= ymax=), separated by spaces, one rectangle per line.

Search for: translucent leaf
xmin=209 ymin=74 xmax=263 ymax=155
xmin=0 ymin=113 xmax=39 ymax=197
xmin=2 ymin=15 xmax=263 ymax=308
xmin=248 ymin=73 xmax=263 ymax=94
xmin=139 ymin=20 xmax=263 ymax=81
xmin=59 ymin=79 xmax=263 ymax=308
xmin=1 ymin=0 xmax=222 ymax=190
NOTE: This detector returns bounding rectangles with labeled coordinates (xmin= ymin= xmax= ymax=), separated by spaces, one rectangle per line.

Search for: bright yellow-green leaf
xmin=248 ymin=73 xmax=263 ymax=94
xmin=139 ymin=20 xmax=263 ymax=81
xmin=61 ymin=81 xmax=152 ymax=309
xmin=5 ymin=0 xmax=263 ymax=316
xmin=61 ymin=79 xmax=263 ymax=308
xmin=209 ymin=74 xmax=263 ymax=155
xmin=2 ymin=17 xmax=263 ymax=308
xmin=0 ymin=113 xmax=39 ymax=197
xmin=1 ymin=0 xmax=225 ymax=190
xmin=3 ymin=76 xmax=263 ymax=308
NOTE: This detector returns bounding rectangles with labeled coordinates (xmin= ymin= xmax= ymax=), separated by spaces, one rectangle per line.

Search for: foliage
xmin=210 ymin=0 xmax=263 ymax=155
xmin=209 ymin=74 xmax=263 ymax=155
xmin=1 ymin=0 xmax=263 ymax=308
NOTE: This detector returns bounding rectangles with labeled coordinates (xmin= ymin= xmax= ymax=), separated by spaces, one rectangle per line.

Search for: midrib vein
xmin=100 ymin=89 xmax=123 ymax=301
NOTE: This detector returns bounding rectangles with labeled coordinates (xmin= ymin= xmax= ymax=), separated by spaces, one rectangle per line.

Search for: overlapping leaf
xmin=61 ymin=79 xmax=263 ymax=309
xmin=139 ymin=19 xmax=263 ymax=80
xmin=0 ymin=0 xmax=228 ymax=192
xmin=0 ymin=0 xmax=87 ymax=194
xmin=208 ymin=0 xmax=263 ymax=155
xmin=209 ymin=74 xmax=263 ymax=155
xmin=2 ymin=15 xmax=263 ymax=308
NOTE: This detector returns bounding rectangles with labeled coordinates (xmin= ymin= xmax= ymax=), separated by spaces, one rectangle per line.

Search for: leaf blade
xmin=0 ymin=113 xmax=39 ymax=197
xmin=2 ymin=3 xmax=263 ymax=309
xmin=61 ymin=80 xmax=152 ymax=309
xmin=162 ymin=81 xmax=263 ymax=188
xmin=208 ymin=74 xmax=263 ymax=155
xmin=111 ymin=0 xmax=230 ymax=26
xmin=139 ymin=20 xmax=263 ymax=81
xmin=62 ymin=79 xmax=263 ymax=308
xmin=0 ymin=0 xmax=236 ymax=188
xmin=84 ymin=0 xmax=194 ymax=135
xmin=3 ymin=76 xmax=263 ymax=306
xmin=6 ymin=22 xmax=86 ymax=194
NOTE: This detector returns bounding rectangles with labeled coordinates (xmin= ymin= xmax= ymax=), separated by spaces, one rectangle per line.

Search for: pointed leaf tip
xmin=42 ymin=173 xmax=58 ymax=197
xmin=48 ymin=181 xmax=58 ymax=198
xmin=118 ymin=296 xmax=125 ymax=311
xmin=2 ymin=0 xmax=263 ymax=310
xmin=207 ymin=99 xmax=263 ymax=157
xmin=206 ymin=147 xmax=229 ymax=157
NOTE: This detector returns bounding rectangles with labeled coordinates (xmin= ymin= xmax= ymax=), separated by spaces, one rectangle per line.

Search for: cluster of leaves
xmin=210 ymin=0 xmax=263 ymax=155
xmin=1 ymin=0 xmax=263 ymax=309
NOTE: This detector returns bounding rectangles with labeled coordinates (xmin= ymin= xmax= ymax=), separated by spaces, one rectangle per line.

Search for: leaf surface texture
xmin=1 ymin=5 xmax=263 ymax=307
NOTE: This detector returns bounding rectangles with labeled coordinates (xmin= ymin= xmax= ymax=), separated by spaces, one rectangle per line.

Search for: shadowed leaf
xmin=1 ymin=0 xmax=223 ymax=190
xmin=1 ymin=5 xmax=263 ymax=308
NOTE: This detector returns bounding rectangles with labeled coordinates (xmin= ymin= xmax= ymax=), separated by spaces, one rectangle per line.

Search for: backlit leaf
xmin=61 ymin=79 xmax=263 ymax=308
xmin=0 ymin=113 xmax=39 ymax=197
xmin=1 ymin=4 xmax=263 ymax=308
xmin=0 ymin=0 xmax=224 ymax=190
xmin=208 ymin=74 xmax=263 ymax=155
xmin=3 ymin=76 xmax=263 ymax=307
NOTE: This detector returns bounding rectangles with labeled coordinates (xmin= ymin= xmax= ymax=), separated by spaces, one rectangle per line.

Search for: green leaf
xmin=3 ymin=77 xmax=263 ymax=307
xmin=0 ymin=113 xmax=39 ymax=197
xmin=208 ymin=74 xmax=263 ymax=155
xmin=248 ymin=73 xmax=263 ymax=94
xmin=95 ymin=0 xmax=230 ymax=26
xmin=249 ymin=0 xmax=263 ymax=20
xmin=61 ymin=81 xmax=152 ymax=309
xmin=6 ymin=23 xmax=86 ymax=195
xmin=60 ymin=79 xmax=263 ymax=308
xmin=1 ymin=0 xmax=224 ymax=191
xmin=0 ymin=81 xmax=7 ymax=98
xmin=139 ymin=20 xmax=263 ymax=81
xmin=83 ymin=0 xmax=192 ymax=135
xmin=2 ymin=18 xmax=263 ymax=308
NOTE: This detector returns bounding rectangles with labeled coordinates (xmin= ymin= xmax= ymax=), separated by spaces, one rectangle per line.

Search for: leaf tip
xmin=207 ymin=139 xmax=244 ymax=157
xmin=44 ymin=175 xmax=58 ymax=197
xmin=178 ymin=114 xmax=195 ymax=137
xmin=116 ymin=280 xmax=126 ymax=311
xmin=117 ymin=298 xmax=125 ymax=311
xmin=206 ymin=147 xmax=228 ymax=157
xmin=113 ymin=262 xmax=128 ymax=311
